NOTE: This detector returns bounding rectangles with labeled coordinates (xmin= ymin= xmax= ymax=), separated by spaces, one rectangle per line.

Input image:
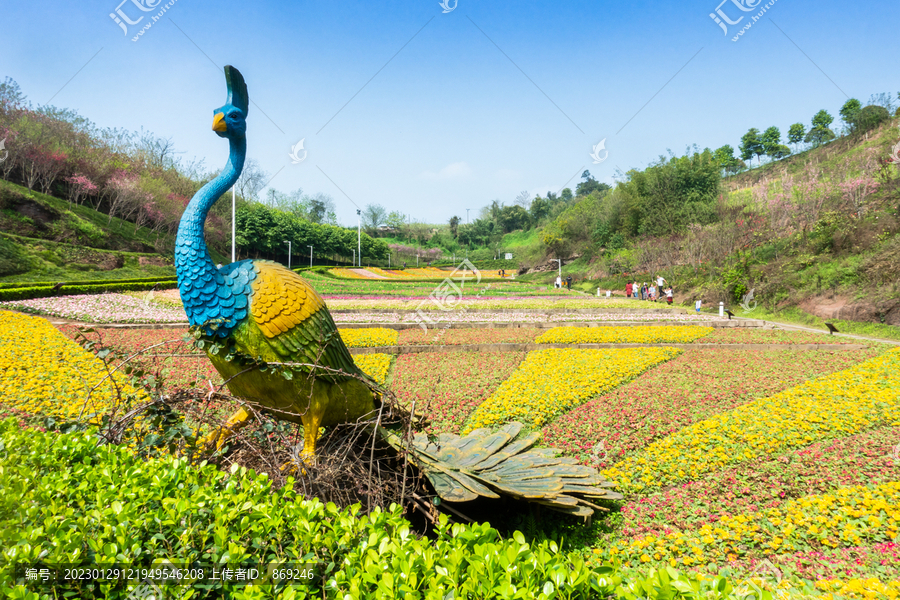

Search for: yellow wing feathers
xmin=250 ymin=263 xmax=325 ymax=338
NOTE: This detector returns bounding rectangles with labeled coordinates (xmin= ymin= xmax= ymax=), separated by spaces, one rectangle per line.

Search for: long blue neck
xmin=176 ymin=136 xmax=245 ymax=325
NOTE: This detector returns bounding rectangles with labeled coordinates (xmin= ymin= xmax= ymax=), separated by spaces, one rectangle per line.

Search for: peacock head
xmin=212 ymin=65 xmax=249 ymax=141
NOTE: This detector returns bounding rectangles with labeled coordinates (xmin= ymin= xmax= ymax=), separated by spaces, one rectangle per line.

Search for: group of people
xmin=554 ymin=275 xmax=572 ymax=290
xmin=626 ymin=275 xmax=673 ymax=305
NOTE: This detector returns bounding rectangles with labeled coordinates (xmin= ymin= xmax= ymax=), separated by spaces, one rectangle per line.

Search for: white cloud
xmin=419 ymin=162 xmax=472 ymax=180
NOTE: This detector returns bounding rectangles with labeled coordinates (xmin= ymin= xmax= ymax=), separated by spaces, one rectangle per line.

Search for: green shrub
xmin=35 ymin=249 xmax=64 ymax=267
xmin=0 ymin=421 xmax=748 ymax=599
xmin=70 ymin=262 xmax=97 ymax=272
xmin=0 ymin=277 xmax=177 ymax=290
xmin=0 ymin=280 xmax=177 ymax=301
xmin=854 ymin=105 xmax=891 ymax=133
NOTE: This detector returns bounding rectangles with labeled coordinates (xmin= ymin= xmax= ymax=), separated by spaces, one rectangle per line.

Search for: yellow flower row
xmin=329 ymin=268 xmax=370 ymax=279
xmin=464 ymin=348 xmax=681 ymax=432
xmin=816 ymin=578 xmax=900 ymax=600
xmin=604 ymin=348 xmax=900 ymax=493
xmin=353 ymin=353 xmax=392 ymax=385
xmin=536 ymin=326 xmax=714 ymax=345
xmin=329 ymin=267 xmax=462 ymax=280
xmin=366 ymin=267 xmax=454 ymax=279
xmin=0 ymin=310 xmax=148 ymax=421
xmin=599 ymin=482 xmax=900 ymax=568
xmin=338 ymin=328 xmax=399 ymax=348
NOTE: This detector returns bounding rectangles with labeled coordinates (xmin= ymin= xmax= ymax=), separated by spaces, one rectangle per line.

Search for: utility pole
xmin=308 ymin=245 xmax=313 ymax=269
xmin=284 ymin=240 xmax=292 ymax=270
xmin=357 ymin=209 xmax=361 ymax=267
xmin=466 ymin=208 xmax=470 ymax=224
xmin=553 ymin=259 xmax=562 ymax=281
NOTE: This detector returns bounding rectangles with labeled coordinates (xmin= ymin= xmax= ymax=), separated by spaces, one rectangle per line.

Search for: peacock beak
xmin=212 ymin=112 xmax=227 ymax=133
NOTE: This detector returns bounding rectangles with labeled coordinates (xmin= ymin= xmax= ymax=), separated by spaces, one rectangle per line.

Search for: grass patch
xmin=734 ymin=305 xmax=900 ymax=343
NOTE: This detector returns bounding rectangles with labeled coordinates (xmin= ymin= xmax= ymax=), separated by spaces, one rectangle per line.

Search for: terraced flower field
xmin=3 ymin=273 xmax=899 ymax=598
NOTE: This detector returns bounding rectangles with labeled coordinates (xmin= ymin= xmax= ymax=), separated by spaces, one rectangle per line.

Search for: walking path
xmin=349 ymin=342 xmax=867 ymax=355
xmin=17 ymin=309 xmax=900 ymax=346
xmin=730 ymin=316 xmax=900 ymax=346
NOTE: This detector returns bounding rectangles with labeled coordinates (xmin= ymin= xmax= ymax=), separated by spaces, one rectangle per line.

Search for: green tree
xmin=448 ymin=215 xmax=460 ymax=238
xmin=713 ymin=145 xmax=744 ymax=174
xmin=496 ymin=205 xmax=530 ymax=233
xmin=839 ymin=98 xmax=862 ymax=133
xmin=385 ymin=210 xmax=405 ymax=233
xmin=787 ymin=123 xmax=806 ymax=151
xmin=620 ymin=148 xmax=721 ymax=237
xmin=854 ymin=105 xmax=891 ymax=133
xmin=575 ymin=170 xmax=611 ymax=197
xmin=761 ymin=126 xmax=782 ymax=158
xmin=529 ymin=196 xmax=551 ymax=223
xmin=805 ymin=109 xmax=836 ymax=147
xmin=740 ymin=128 xmax=764 ymax=167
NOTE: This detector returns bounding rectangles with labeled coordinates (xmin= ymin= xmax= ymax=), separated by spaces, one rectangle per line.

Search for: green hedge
xmin=0 ymin=280 xmax=177 ymax=302
xmin=0 ymin=277 xmax=177 ymax=290
xmin=0 ymin=421 xmax=751 ymax=599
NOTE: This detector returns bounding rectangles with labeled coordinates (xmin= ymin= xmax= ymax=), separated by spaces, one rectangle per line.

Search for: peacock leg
xmin=296 ymin=387 xmax=330 ymax=464
xmin=201 ymin=407 xmax=252 ymax=449
xmin=298 ymin=410 xmax=323 ymax=463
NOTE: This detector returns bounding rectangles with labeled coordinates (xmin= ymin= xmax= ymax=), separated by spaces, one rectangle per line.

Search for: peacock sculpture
xmin=175 ymin=66 xmax=622 ymax=517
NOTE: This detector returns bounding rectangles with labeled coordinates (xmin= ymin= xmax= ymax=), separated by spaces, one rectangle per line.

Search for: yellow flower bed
xmin=329 ymin=268 xmax=369 ymax=279
xmin=816 ymin=578 xmax=900 ymax=599
xmin=403 ymin=267 xmax=457 ymax=278
xmin=600 ymin=482 xmax=900 ymax=568
xmin=464 ymin=348 xmax=681 ymax=432
xmin=338 ymin=328 xmax=399 ymax=348
xmin=536 ymin=326 xmax=714 ymax=344
xmin=328 ymin=267 xmax=457 ymax=280
xmin=0 ymin=310 xmax=147 ymax=420
xmin=365 ymin=267 xmax=419 ymax=279
xmin=604 ymin=348 xmax=900 ymax=493
xmin=353 ymin=354 xmax=392 ymax=385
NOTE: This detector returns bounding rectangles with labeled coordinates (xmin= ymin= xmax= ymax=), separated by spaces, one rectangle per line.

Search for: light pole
xmin=356 ymin=209 xmax=361 ymax=267
xmin=466 ymin=208 xmax=470 ymax=224
xmin=308 ymin=245 xmax=313 ymax=269
xmin=284 ymin=240 xmax=292 ymax=270
xmin=351 ymin=249 xmax=355 ymax=267
xmin=552 ymin=259 xmax=562 ymax=285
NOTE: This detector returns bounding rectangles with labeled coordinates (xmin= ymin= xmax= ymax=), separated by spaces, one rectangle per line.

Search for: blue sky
xmin=1 ymin=0 xmax=897 ymax=226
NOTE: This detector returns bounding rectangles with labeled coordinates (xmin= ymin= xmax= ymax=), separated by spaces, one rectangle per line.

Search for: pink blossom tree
xmin=64 ymin=173 xmax=98 ymax=205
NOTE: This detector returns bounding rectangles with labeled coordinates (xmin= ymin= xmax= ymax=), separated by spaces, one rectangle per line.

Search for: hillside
xmin=0 ymin=179 xmax=216 ymax=282
xmin=511 ymin=120 xmax=900 ymax=332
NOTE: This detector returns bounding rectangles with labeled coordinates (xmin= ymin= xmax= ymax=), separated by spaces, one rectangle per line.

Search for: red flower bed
xmin=398 ymin=328 xmax=541 ymax=345
xmin=391 ymin=351 xmax=526 ymax=435
xmin=541 ymin=348 xmax=883 ymax=466
xmin=697 ymin=329 xmax=858 ymax=344
xmin=617 ymin=426 xmax=900 ymax=540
